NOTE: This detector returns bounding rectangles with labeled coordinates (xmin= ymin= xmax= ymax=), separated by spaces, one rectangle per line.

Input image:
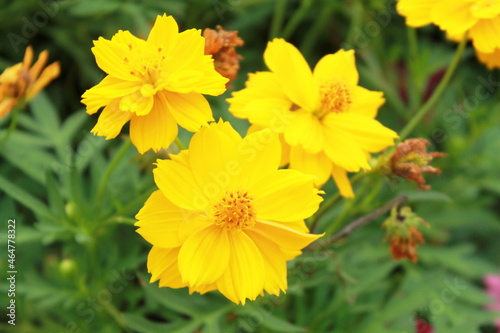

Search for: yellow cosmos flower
xmin=81 ymin=14 xmax=228 ymax=154
xmin=0 ymin=46 xmax=60 ymax=119
xmin=397 ymin=0 xmax=500 ymax=65
xmin=135 ymin=121 xmax=323 ymax=304
xmin=476 ymin=48 xmax=500 ymax=69
xmin=227 ymin=39 xmax=398 ymax=198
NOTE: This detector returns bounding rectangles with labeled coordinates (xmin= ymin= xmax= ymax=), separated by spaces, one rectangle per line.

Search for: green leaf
xmin=122 ymin=314 xmax=199 ymax=333
xmin=0 ymin=174 xmax=55 ymax=222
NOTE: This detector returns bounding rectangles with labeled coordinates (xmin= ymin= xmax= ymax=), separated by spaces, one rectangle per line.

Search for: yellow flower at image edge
xmin=0 ymin=46 xmax=60 ymax=119
xmin=135 ymin=121 xmax=323 ymax=304
xmin=397 ymin=0 xmax=500 ymax=58
xmin=81 ymin=14 xmax=228 ymax=154
xmin=228 ymin=38 xmax=398 ymax=198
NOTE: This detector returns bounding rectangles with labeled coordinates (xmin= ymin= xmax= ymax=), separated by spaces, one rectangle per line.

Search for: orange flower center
xmin=213 ymin=190 xmax=256 ymax=230
xmin=317 ymin=81 xmax=352 ymax=119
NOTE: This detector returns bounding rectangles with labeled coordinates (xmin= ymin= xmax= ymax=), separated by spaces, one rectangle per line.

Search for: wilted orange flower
xmin=203 ymin=26 xmax=244 ymax=85
xmin=390 ymin=138 xmax=446 ymax=190
xmin=383 ymin=206 xmax=428 ymax=263
xmin=389 ymin=227 xmax=424 ymax=263
xmin=0 ymin=46 xmax=60 ymax=118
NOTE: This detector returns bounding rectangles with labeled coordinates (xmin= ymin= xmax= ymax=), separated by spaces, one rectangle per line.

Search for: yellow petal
xmin=154 ymin=157 xmax=207 ymax=211
xmin=248 ymin=125 xmax=290 ymax=167
xmin=90 ymin=100 xmax=132 ymax=139
xmin=332 ymin=113 xmax=398 ymax=153
xmin=119 ymin=90 xmax=154 ymax=115
xmin=431 ymin=0 xmax=477 ymax=36
xmin=216 ymin=231 xmax=265 ymax=304
xmin=313 ymin=49 xmax=359 ymax=87
xmin=237 ymin=98 xmax=293 ymax=130
xmin=245 ymin=231 xmax=287 ymax=296
xmin=81 ymin=76 xmax=141 ymax=114
xmin=350 ymin=86 xmax=385 ymax=119
xmin=470 ymin=17 xmax=500 ymax=53
xmin=331 ymin=164 xmax=354 ymax=198
xmin=252 ymin=219 xmax=323 ymax=253
xmin=166 ymin=28 xmax=228 ymax=95
xmin=471 ymin=1 xmax=500 ymax=19
xmin=0 ymin=99 xmax=17 ymax=119
xmin=283 ymin=112 xmax=324 ymax=154
xmin=476 ymin=48 xmax=500 ymax=69
xmin=251 ymin=169 xmax=323 ymax=222
xmin=189 ymin=283 xmax=217 ymax=295
xmin=147 ymin=246 xmax=186 ymax=289
xmin=289 ymin=146 xmax=332 ymax=187
xmin=397 ymin=0 xmax=439 ymax=27
xmin=264 ymin=38 xmax=317 ymax=111
xmin=147 ymin=14 xmax=179 ymax=52
xmin=135 ymin=190 xmax=189 ymax=248
xmin=236 ymin=128 xmax=281 ymax=188
xmin=164 ymin=91 xmax=214 ymax=132
xmin=188 ymin=121 xmax=242 ymax=201
xmin=178 ymin=225 xmax=230 ymax=287
xmin=92 ymin=37 xmax=138 ymax=81
xmin=27 ymin=61 xmax=60 ymax=99
xmin=228 ymin=71 xmax=289 ymax=118
xmin=129 ymin=93 xmax=178 ymax=154
xmin=322 ymin=114 xmax=371 ymax=172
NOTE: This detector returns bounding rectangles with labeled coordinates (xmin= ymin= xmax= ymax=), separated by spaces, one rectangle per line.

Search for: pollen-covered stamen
xmin=213 ymin=190 xmax=256 ymax=230
xmin=317 ymin=81 xmax=353 ymax=119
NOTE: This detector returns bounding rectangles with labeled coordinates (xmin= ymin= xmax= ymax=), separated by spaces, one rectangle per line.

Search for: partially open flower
xmin=203 ymin=26 xmax=244 ymax=86
xmin=0 ymin=46 xmax=60 ymax=119
xmin=382 ymin=206 xmax=428 ymax=263
xmin=389 ymin=138 xmax=446 ymax=190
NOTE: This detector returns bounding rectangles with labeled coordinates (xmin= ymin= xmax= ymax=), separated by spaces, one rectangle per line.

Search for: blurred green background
xmin=0 ymin=0 xmax=499 ymax=332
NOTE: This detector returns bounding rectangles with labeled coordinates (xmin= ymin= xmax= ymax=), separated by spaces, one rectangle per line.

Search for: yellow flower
xmin=81 ymin=14 xmax=228 ymax=154
xmin=227 ymin=39 xmax=398 ymax=198
xmin=0 ymin=46 xmax=60 ymax=119
xmin=476 ymin=48 xmax=500 ymax=69
xmin=397 ymin=0 xmax=500 ymax=66
xmin=135 ymin=121 xmax=323 ymax=304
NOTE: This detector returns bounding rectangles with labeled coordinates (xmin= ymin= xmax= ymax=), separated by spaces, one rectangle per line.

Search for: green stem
xmin=325 ymin=176 xmax=374 ymax=236
xmin=175 ymin=136 xmax=186 ymax=150
xmin=0 ymin=102 xmax=24 ymax=148
xmin=103 ymin=302 xmax=131 ymax=333
xmin=309 ymin=171 xmax=365 ymax=232
xmin=399 ymin=33 xmax=468 ymax=140
xmin=269 ymin=0 xmax=287 ymax=39
xmin=95 ymin=139 xmax=132 ymax=205
xmin=282 ymin=0 xmax=312 ymax=39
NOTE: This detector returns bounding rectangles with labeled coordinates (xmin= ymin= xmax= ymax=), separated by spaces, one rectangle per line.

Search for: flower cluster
xmin=397 ymin=0 xmax=500 ymax=69
xmin=79 ymin=13 xmax=447 ymax=304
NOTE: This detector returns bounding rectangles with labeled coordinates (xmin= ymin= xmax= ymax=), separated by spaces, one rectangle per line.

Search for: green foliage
xmin=0 ymin=0 xmax=499 ymax=332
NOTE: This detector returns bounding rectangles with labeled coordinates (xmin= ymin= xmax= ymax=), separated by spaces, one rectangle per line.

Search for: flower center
xmin=213 ymin=190 xmax=256 ymax=230
xmin=317 ymin=81 xmax=352 ymax=119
